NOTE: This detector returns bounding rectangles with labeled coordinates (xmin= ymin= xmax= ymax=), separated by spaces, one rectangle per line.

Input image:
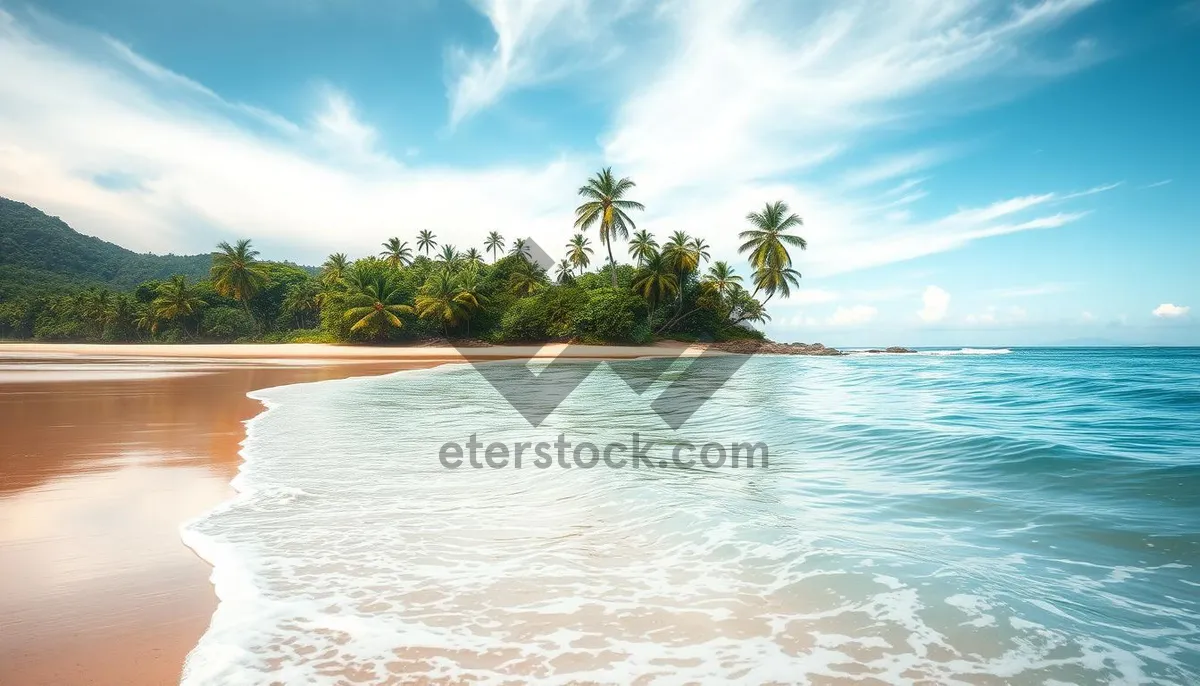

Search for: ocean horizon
xmin=180 ymin=347 xmax=1200 ymax=684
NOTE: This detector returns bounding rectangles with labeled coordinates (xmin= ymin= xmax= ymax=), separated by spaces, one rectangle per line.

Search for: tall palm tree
xmin=282 ymin=279 xmax=322 ymax=329
xmin=574 ymin=167 xmax=645 ymax=288
xmin=415 ymin=272 xmax=468 ymax=336
xmin=153 ymin=275 xmax=206 ymax=337
xmin=438 ymin=244 xmax=461 ymax=272
xmin=688 ymin=237 xmax=711 ymax=265
xmin=632 ymin=251 xmax=678 ymax=318
xmin=463 ymin=247 xmax=485 ymax=267
xmin=700 ymin=261 xmax=743 ymax=301
xmin=566 ymin=234 xmax=594 ymax=276
xmin=211 ymin=239 xmax=270 ymax=324
xmin=321 ymin=253 xmax=350 ymax=286
xmin=484 ymin=231 xmax=505 ymax=263
xmin=342 ymin=272 xmax=413 ymax=339
xmin=738 ymin=200 xmax=806 ymax=271
xmin=628 ymin=229 xmax=657 ymax=267
xmin=379 ymin=237 xmax=413 ymax=268
xmin=555 ymin=258 xmax=575 ymax=284
xmin=509 ymin=238 xmax=531 ymax=260
xmin=453 ymin=268 xmax=486 ymax=336
xmin=135 ymin=304 xmax=162 ymax=337
xmin=662 ymin=230 xmax=700 ymax=313
xmin=416 ymin=230 xmax=438 ymax=256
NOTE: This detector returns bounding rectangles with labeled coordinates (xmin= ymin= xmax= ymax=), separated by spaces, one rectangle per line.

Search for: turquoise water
xmin=182 ymin=348 xmax=1200 ymax=685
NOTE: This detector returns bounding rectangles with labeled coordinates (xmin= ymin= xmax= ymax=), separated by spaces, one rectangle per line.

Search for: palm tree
xmin=79 ymin=288 xmax=114 ymax=338
xmin=574 ymin=167 xmax=645 ymax=288
xmin=484 ymin=231 xmax=505 ymax=263
xmin=438 ymin=244 xmax=461 ymax=272
xmin=632 ymin=251 xmax=678 ymax=322
xmin=321 ymin=253 xmax=350 ymax=286
xmin=727 ymin=285 xmax=771 ymax=325
xmin=662 ymin=230 xmax=700 ymax=313
xmin=282 ymin=279 xmax=322 ymax=329
xmin=379 ymin=237 xmax=413 ymax=268
xmin=135 ymin=304 xmax=162 ymax=337
xmin=555 ymin=258 xmax=576 ymax=285
xmin=153 ymin=275 xmax=206 ymax=337
xmin=211 ymin=239 xmax=270 ymax=325
xmin=463 ymin=248 xmax=485 ymax=267
xmin=566 ymin=234 xmax=594 ymax=276
xmin=416 ymin=230 xmax=438 ymax=256
xmin=415 ymin=272 xmax=468 ymax=336
xmin=342 ymin=271 xmax=413 ymax=339
xmin=750 ymin=261 xmax=802 ymax=304
xmin=738 ymin=200 xmax=806 ymax=271
xmin=508 ymin=237 xmax=530 ymax=260
xmin=688 ymin=237 xmax=711 ymax=265
xmin=628 ymin=229 xmax=657 ymax=267
xmin=508 ymin=258 xmax=542 ymax=296
xmin=453 ymin=269 xmax=486 ymax=336
xmin=701 ymin=261 xmax=742 ymax=301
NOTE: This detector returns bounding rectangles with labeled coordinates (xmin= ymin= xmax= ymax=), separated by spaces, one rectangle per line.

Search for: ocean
xmin=180 ymin=348 xmax=1200 ymax=684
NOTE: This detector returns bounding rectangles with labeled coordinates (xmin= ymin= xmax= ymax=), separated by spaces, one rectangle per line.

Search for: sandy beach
xmin=0 ymin=342 xmax=688 ymax=686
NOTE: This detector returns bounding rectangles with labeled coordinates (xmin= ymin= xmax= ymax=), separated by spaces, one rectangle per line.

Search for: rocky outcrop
xmin=709 ymin=340 xmax=845 ymax=356
xmin=862 ymin=346 xmax=917 ymax=354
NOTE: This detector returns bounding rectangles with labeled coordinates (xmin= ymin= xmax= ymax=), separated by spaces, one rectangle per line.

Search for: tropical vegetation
xmin=0 ymin=173 xmax=805 ymax=344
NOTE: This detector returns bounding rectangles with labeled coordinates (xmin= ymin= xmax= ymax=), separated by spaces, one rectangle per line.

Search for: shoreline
xmin=0 ymin=343 xmax=694 ymax=685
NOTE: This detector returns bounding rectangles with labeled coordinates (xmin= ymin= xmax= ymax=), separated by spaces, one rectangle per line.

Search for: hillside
xmin=0 ymin=197 xmax=212 ymax=295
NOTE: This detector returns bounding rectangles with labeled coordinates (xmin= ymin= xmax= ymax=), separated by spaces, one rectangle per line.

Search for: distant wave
xmin=920 ymin=347 xmax=1012 ymax=356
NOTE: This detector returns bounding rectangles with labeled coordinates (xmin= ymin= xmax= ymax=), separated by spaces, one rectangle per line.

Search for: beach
xmin=0 ymin=342 xmax=688 ymax=686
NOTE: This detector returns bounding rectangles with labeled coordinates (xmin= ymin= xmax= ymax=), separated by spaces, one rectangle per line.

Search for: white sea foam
xmin=921 ymin=347 xmax=1013 ymax=356
xmin=179 ymin=356 xmax=1200 ymax=685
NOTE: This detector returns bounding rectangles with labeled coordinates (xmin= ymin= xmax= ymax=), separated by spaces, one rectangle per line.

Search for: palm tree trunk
xmin=605 ymin=233 xmax=617 ymax=289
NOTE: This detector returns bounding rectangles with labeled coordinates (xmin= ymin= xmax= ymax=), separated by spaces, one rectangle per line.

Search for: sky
xmin=0 ymin=0 xmax=1197 ymax=346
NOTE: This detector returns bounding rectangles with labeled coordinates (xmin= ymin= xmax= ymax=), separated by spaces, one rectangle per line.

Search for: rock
xmin=710 ymin=340 xmax=844 ymax=356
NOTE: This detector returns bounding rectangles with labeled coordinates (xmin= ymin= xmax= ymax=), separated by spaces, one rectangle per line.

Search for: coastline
xmin=0 ymin=342 xmax=693 ymax=686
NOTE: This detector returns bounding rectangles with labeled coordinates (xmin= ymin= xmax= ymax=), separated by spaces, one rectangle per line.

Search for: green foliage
xmin=1 ymin=197 xmax=211 ymax=290
xmin=2 ymin=188 xmax=788 ymax=346
xmin=572 ymin=289 xmax=648 ymax=344
xmin=202 ymin=306 xmax=256 ymax=341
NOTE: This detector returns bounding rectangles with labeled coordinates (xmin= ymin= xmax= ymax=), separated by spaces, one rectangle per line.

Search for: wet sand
xmin=0 ymin=343 xmax=690 ymax=685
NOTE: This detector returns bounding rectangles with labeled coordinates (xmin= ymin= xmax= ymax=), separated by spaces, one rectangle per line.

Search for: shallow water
xmin=182 ymin=348 xmax=1200 ymax=685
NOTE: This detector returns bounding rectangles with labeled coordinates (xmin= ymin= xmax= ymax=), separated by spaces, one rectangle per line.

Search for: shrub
xmin=202 ymin=306 xmax=256 ymax=341
xmin=572 ymin=289 xmax=647 ymax=344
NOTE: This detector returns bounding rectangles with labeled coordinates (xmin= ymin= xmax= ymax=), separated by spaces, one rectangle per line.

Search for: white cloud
xmin=0 ymin=11 xmax=586 ymax=256
xmin=964 ymin=305 xmax=1029 ymax=326
xmin=917 ymin=286 xmax=950 ymax=322
xmin=446 ymin=0 xmax=637 ymax=126
xmin=1153 ymin=303 xmax=1190 ymax=318
xmin=1140 ymin=179 xmax=1172 ymax=189
xmin=827 ymin=305 xmax=877 ymax=326
xmin=0 ymin=1 xmax=1113 ymax=288
xmin=1081 ymin=311 xmax=1095 ymax=322
xmin=840 ymin=149 xmax=949 ymax=188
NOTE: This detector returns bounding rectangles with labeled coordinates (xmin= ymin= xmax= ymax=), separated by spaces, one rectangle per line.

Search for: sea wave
xmin=179 ymin=349 xmax=1200 ymax=684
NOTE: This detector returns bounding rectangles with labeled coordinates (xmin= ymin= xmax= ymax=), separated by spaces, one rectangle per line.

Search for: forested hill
xmin=0 ymin=197 xmax=212 ymax=294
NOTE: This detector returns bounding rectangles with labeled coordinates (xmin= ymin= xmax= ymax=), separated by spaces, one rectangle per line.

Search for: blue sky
xmin=1 ymin=0 xmax=1197 ymax=345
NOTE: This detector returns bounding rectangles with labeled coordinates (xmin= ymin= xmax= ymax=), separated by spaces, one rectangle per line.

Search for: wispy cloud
xmin=1140 ymin=179 xmax=1173 ymax=189
xmin=0 ymin=0 xmax=1112 ymax=284
xmin=445 ymin=0 xmax=637 ymax=127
